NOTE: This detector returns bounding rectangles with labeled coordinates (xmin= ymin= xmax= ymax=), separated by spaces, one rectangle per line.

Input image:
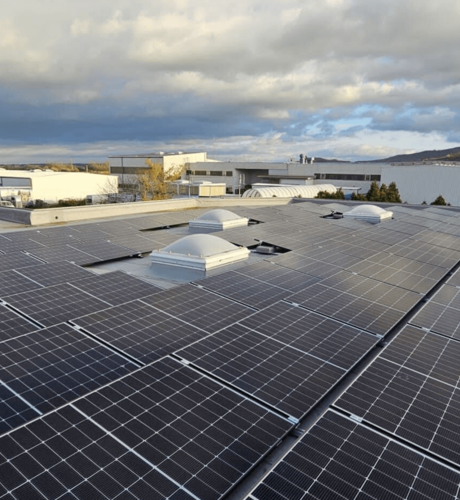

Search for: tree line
xmin=316 ymin=181 xmax=402 ymax=203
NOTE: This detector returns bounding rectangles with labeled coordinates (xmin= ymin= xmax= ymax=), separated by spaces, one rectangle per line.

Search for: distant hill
xmin=366 ymin=146 xmax=460 ymax=163
xmin=313 ymin=157 xmax=351 ymax=163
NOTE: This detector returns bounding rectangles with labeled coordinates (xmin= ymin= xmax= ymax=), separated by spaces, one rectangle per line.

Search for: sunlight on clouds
xmin=70 ymin=19 xmax=90 ymax=36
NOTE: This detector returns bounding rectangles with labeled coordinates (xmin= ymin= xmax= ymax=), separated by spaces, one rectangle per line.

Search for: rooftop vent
xmin=343 ymin=204 xmax=393 ymax=223
xmin=189 ymin=209 xmax=249 ymax=231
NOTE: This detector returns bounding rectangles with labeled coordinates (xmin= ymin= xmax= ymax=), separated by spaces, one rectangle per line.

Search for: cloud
xmin=0 ymin=0 xmax=460 ymax=162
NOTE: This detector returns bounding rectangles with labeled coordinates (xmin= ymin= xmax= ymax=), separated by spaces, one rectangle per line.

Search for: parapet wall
xmin=0 ymin=197 xmax=292 ymax=227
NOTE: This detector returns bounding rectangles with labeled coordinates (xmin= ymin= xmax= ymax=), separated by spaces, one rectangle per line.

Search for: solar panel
xmin=0 ymin=236 xmax=44 ymax=254
xmin=410 ymin=284 xmax=460 ymax=339
xmin=176 ymin=323 xmax=346 ymax=421
xmin=0 ymin=252 xmax=43 ymax=271
xmin=0 ymin=304 xmax=39 ymax=342
xmin=0 ymin=405 xmax=195 ymax=499
xmin=286 ymin=271 xmax=421 ymax=335
xmin=346 ymin=251 xmax=447 ymax=293
xmin=69 ymin=241 xmax=137 ymax=261
xmin=0 ymin=323 xmax=137 ymax=433
xmin=3 ymin=284 xmax=111 ymax=328
xmin=25 ymin=245 xmax=101 ymax=265
xmin=0 ymin=381 xmax=41 ymax=436
xmin=335 ymin=354 xmax=460 ymax=466
xmin=248 ymin=410 xmax=460 ymax=500
xmin=414 ymin=230 xmax=460 ymax=251
xmin=388 ymin=239 xmax=460 ymax=268
xmin=13 ymin=261 xmax=95 ymax=287
xmin=140 ymin=284 xmax=256 ymax=333
xmin=0 ymin=269 xmax=43 ymax=296
xmin=61 ymin=356 xmax=289 ymax=500
xmin=103 ymin=233 xmax=158 ymax=253
xmin=447 ymin=268 xmax=460 ymax=287
xmin=270 ymin=252 xmax=343 ymax=278
xmin=195 ymin=272 xmax=294 ymax=310
xmin=70 ymin=271 xmax=162 ymax=306
xmin=71 ymin=299 xmax=208 ymax=364
xmin=381 ymin=325 xmax=460 ymax=386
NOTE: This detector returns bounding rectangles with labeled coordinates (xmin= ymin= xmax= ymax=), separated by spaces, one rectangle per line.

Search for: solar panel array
xmin=2 ymin=202 xmax=460 ymax=499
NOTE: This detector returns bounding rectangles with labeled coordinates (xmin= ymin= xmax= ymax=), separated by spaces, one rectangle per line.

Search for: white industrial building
xmin=109 ymin=151 xmax=218 ymax=183
xmin=0 ymin=169 xmax=118 ymax=205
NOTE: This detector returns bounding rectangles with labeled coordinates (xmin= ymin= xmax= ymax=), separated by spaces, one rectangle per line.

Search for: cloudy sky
xmin=1 ymin=0 xmax=459 ymax=163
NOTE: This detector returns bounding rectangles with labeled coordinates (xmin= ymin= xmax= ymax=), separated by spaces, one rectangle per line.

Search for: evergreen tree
xmin=315 ymin=188 xmax=345 ymax=200
xmin=386 ymin=182 xmax=402 ymax=203
xmin=351 ymin=192 xmax=367 ymax=201
xmin=431 ymin=195 xmax=447 ymax=206
xmin=366 ymin=181 xmax=381 ymax=202
xmin=379 ymin=183 xmax=388 ymax=202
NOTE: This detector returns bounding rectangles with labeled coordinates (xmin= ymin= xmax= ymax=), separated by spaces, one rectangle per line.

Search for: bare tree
xmin=138 ymin=160 xmax=184 ymax=201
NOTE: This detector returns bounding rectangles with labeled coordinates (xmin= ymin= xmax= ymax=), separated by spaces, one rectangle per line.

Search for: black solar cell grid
xmin=270 ymin=252 xmax=343 ymax=278
xmin=13 ymin=261 xmax=95 ymax=287
xmin=347 ymin=251 xmax=447 ymax=293
xmin=388 ymin=239 xmax=460 ymax=268
xmin=414 ymin=230 xmax=460 ymax=251
xmin=175 ymin=323 xmax=346 ymax=420
xmin=0 ymin=252 xmax=43 ymax=271
xmin=70 ymin=270 xmax=162 ymax=306
xmin=381 ymin=325 xmax=460 ymax=386
xmin=72 ymin=299 xmax=207 ymax=363
xmin=68 ymin=241 xmax=136 ymax=261
xmin=195 ymin=271 xmax=291 ymax=310
xmin=0 ymin=323 xmax=136 ymax=429
xmin=292 ymin=246 xmax=362 ymax=268
xmin=335 ymin=356 xmax=460 ymax=466
xmin=103 ymin=233 xmax=157 ymax=253
xmin=29 ymin=231 xmax=80 ymax=247
xmin=287 ymin=272 xmax=421 ymax=335
xmin=0 ymin=381 xmax=40 ymax=436
xmin=233 ymin=261 xmax=320 ymax=292
xmin=4 ymin=284 xmax=111 ymax=328
xmin=423 ymin=207 xmax=458 ymax=219
xmin=140 ymin=231 xmax=182 ymax=248
xmin=141 ymin=284 xmax=255 ymax=333
xmin=0 ymin=269 xmax=43 ymax=296
xmin=0 ymin=236 xmax=44 ymax=254
xmin=238 ymin=301 xmax=378 ymax=369
xmin=0 ymin=405 xmax=195 ymax=500
xmin=0 ymin=304 xmax=39 ymax=342
xmin=73 ymin=357 xmax=292 ymax=499
xmin=410 ymin=285 xmax=460 ymax=339
xmin=247 ymin=410 xmax=460 ymax=500
xmin=316 ymin=238 xmax=385 ymax=260
xmin=447 ymin=268 xmax=460 ymax=287
xmin=125 ymin=214 xmax=170 ymax=229
xmin=25 ymin=244 xmax=102 ymax=265
xmin=93 ymin=220 xmax=139 ymax=236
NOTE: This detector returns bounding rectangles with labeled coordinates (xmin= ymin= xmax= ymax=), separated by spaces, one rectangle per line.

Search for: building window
xmin=315 ymin=173 xmax=381 ymax=182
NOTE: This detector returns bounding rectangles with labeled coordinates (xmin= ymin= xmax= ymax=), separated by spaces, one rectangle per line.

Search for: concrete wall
xmin=382 ymin=165 xmax=460 ymax=206
xmin=11 ymin=197 xmax=292 ymax=226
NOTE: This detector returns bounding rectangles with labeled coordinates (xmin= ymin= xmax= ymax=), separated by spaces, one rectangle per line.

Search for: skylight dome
xmin=150 ymin=234 xmax=250 ymax=275
xmin=343 ymin=204 xmax=393 ymax=223
xmin=189 ymin=209 xmax=248 ymax=230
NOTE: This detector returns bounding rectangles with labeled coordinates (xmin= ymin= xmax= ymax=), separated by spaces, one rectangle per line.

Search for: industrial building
xmin=0 ymin=169 xmax=118 ymax=205
xmin=109 ymin=151 xmax=217 ymax=184
xmin=1 ymin=201 xmax=460 ymax=499
xmin=188 ymin=157 xmax=460 ymax=205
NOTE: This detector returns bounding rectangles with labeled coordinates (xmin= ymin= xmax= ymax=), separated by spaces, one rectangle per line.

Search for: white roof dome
xmin=161 ymin=234 xmax=240 ymax=258
xmin=151 ymin=234 xmax=250 ymax=272
xmin=189 ymin=210 xmax=248 ymax=230
xmin=343 ymin=204 xmax=393 ymax=223
xmin=195 ymin=209 xmax=241 ymax=223
xmin=347 ymin=205 xmax=388 ymax=215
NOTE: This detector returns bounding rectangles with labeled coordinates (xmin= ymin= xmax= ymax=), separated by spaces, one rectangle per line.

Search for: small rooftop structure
xmin=343 ymin=204 xmax=393 ymax=223
xmin=189 ymin=209 xmax=249 ymax=231
xmin=150 ymin=234 xmax=250 ymax=280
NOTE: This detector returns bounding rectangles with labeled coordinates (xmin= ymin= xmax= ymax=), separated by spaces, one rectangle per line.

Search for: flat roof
xmin=1 ymin=201 xmax=460 ymax=499
xmin=108 ymin=151 xmax=204 ymax=158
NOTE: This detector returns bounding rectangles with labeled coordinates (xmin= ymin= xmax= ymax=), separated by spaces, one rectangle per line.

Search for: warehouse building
xmin=109 ymin=151 xmax=217 ymax=183
xmin=0 ymin=169 xmax=118 ymax=205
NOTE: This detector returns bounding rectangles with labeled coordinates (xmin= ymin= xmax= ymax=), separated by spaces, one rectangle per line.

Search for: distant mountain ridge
xmin=366 ymin=146 xmax=460 ymax=163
